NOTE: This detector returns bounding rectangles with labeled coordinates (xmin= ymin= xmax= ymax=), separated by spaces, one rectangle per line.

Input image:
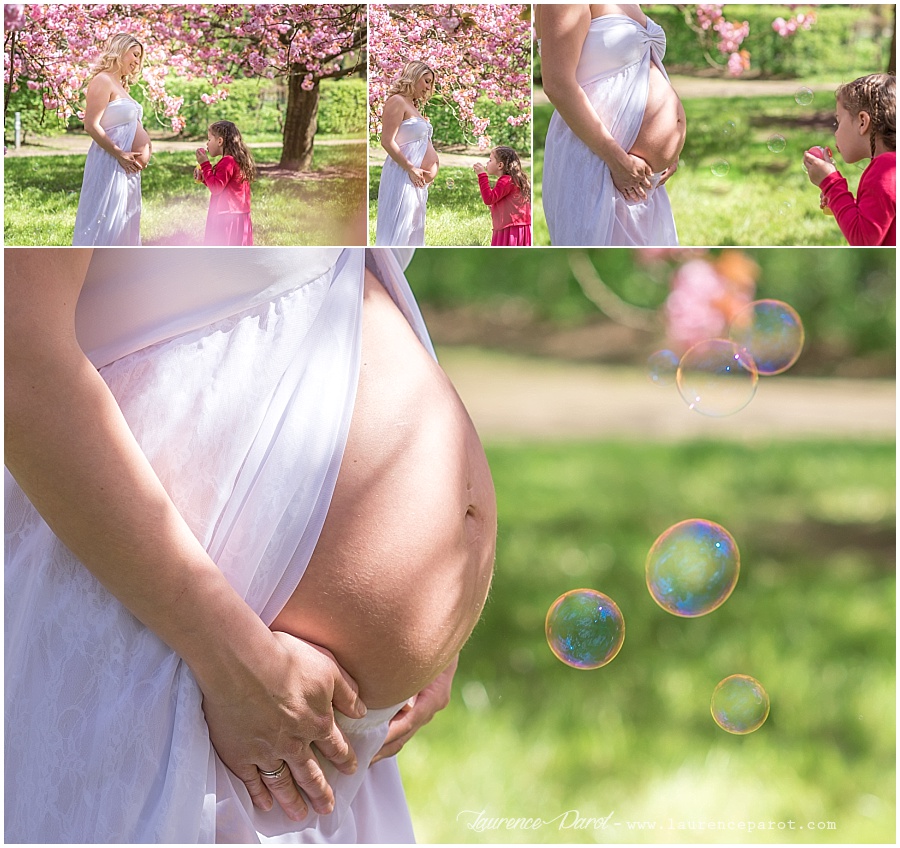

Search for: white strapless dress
xmin=375 ymin=118 xmax=432 ymax=246
xmin=542 ymin=15 xmax=679 ymax=246
xmin=5 ymin=248 xmax=431 ymax=842
xmin=73 ymin=97 xmax=143 ymax=246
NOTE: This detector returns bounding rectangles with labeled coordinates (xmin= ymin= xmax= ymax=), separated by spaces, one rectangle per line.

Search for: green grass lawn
xmin=400 ymin=439 xmax=895 ymax=842
xmin=534 ymin=91 xmax=862 ymax=246
xmin=368 ymin=164 xmax=495 ymax=246
xmin=4 ymin=142 xmax=366 ymax=246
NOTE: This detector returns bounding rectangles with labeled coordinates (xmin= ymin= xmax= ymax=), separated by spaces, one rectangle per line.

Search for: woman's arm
xmin=4 ymin=249 xmax=366 ymax=822
xmin=540 ymin=4 xmax=652 ymax=197
xmin=82 ymin=74 xmax=141 ymax=173
xmin=380 ymin=95 xmax=427 ymax=188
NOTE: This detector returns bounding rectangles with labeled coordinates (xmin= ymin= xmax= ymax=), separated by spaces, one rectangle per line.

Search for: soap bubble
xmin=676 ymin=339 xmax=758 ymax=417
xmin=446 ymin=178 xmax=455 ymax=189
xmin=794 ymin=87 xmax=814 ymax=106
xmin=722 ymin=120 xmax=736 ymax=136
xmin=729 ymin=299 xmax=804 ymax=376
xmin=645 ymin=519 xmax=740 ymax=617
xmin=545 ymin=589 xmax=625 ymax=669
xmin=711 ymin=674 xmax=770 ymax=734
xmin=647 ymin=349 xmax=680 ymax=387
xmin=767 ymin=134 xmax=787 ymax=153
xmin=711 ymin=159 xmax=730 ymax=177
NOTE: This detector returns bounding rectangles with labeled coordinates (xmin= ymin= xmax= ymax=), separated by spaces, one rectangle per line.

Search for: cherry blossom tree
xmin=368 ymin=3 xmax=531 ymax=149
xmin=681 ymin=4 xmax=816 ymax=77
xmin=4 ymin=4 xmax=364 ymax=170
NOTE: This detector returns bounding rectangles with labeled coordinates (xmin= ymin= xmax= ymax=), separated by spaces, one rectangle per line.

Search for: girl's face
xmin=207 ymin=131 xmax=225 ymax=157
xmin=118 ymin=45 xmax=142 ymax=78
xmin=833 ymin=99 xmax=870 ymax=163
xmin=414 ymin=72 xmax=435 ymax=101
xmin=486 ymin=150 xmax=503 ymax=176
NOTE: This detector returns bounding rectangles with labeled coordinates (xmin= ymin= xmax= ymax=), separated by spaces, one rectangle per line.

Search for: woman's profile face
xmin=414 ymin=71 xmax=435 ymax=101
xmin=118 ymin=45 xmax=143 ymax=77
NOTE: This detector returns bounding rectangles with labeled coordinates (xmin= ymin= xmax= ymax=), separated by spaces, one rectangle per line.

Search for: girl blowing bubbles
xmin=195 ymin=120 xmax=257 ymax=246
xmin=472 ymin=146 xmax=532 ymax=246
xmin=804 ymin=73 xmax=895 ymax=246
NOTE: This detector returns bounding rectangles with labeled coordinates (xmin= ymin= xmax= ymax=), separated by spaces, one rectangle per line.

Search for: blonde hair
xmin=836 ymin=73 xmax=896 ymax=157
xmin=89 ymin=33 xmax=144 ymax=88
xmin=386 ymin=61 xmax=435 ymax=105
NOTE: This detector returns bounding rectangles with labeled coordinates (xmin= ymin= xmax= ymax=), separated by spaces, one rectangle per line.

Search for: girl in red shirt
xmin=195 ymin=120 xmax=257 ymax=246
xmin=473 ymin=146 xmax=532 ymax=246
xmin=803 ymin=73 xmax=895 ymax=246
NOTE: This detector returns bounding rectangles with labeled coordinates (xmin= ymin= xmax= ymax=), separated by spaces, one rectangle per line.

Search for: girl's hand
xmin=200 ymin=631 xmax=367 ymax=822
xmin=609 ymin=153 xmax=653 ymax=200
xmin=472 ymin=163 xmax=486 ymax=174
xmin=114 ymin=149 xmax=142 ymax=173
xmin=803 ymin=150 xmax=836 ymax=187
xmin=406 ymin=166 xmax=427 ymax=188
xmin=370 ymin=655 xmax=458 ymax=764
xmin=195 ymin=148 xmax=209 ymax=164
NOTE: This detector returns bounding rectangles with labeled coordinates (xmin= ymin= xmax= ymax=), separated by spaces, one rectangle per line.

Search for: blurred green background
xmin=395 ymin=247 xmax=895 ymax=843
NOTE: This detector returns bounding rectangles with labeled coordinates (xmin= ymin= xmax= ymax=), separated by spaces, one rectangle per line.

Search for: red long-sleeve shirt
xmin=820 ymin=151 xmax=895 ymax=246
xmin=200 ymin=156 xmax=252 ymax=214
xmin=477 ymin=172 xmax=531 ymax=231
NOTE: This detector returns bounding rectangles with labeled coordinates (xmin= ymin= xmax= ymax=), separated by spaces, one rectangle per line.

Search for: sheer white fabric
xmin=5 ymin=248 xmax=426 ymax=843
xmin=375 ymin=118 xmax=432 ymax=246
xmin=542 ymin=15 xmax=678 ymax=246
xmin=72 ymin=98 xmax=143 ymax=246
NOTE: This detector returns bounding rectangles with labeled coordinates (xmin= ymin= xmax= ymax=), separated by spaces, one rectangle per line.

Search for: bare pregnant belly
xmin=270 ymin=270 xmax=497 ymax=709
xmin=132 ymin=123 xmax=151 ymax=168
xmin=628 ymin=63 xmax=686 ymax=173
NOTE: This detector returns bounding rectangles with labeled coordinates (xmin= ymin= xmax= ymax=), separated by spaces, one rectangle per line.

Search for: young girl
xmin=472 ymin=146 xmax=532 ymax=246
xmin=804 ymin=73 xmax=895 ymax=246
xmin=195 ymin=120 xmax=257 ymax=246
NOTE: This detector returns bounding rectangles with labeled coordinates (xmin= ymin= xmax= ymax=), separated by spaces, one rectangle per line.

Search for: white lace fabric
xmin=5 ymin=247 xmax=425 ymax=842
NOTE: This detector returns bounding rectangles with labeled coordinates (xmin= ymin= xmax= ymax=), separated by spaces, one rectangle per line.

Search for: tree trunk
xmin=279 ymin=65 xmax=319 ymax=171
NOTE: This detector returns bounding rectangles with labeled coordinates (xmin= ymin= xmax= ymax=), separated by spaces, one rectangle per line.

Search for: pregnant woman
xmin=5 ymin=247 xmax=496 ymax=841
xmin=73 ymin=34 xmax=152 ymax=246
xmin=538 ymin=4 xmax=685 ymax=245
xmin=375 ymin=61 xmax=441 ymax=246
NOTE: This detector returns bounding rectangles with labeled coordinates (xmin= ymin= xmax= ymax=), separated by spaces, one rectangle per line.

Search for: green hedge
xmin=534 ymin=5 xmax=891 ymax=81
xmin=4 ymin=75 xmax=366 ymax=141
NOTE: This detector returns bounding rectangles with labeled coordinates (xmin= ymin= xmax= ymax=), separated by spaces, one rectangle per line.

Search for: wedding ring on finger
xmin=259 ymin=761 xmax=289 ymax=780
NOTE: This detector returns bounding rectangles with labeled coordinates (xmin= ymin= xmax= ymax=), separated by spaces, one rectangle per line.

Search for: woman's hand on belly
xmin=370 ymin=655 xmax=458 ymax=764
xmin=609 ymin=152 xmax=653 ymax=199
xmin=657 ymin=159 xmax=678 ymax=187
xmin=201 ymin=631 xmax=367 ymax=821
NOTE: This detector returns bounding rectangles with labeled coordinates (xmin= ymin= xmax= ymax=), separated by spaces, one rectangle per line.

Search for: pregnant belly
xmin=421 ymin=146 xmax=439 ymax=182
xmin=132 ymin=123 xmax=151 ymax=168
xmin=271 ymin=270 xmax=497 ymax=709
xmin=628 ymin=64 xmax=686 ymax=173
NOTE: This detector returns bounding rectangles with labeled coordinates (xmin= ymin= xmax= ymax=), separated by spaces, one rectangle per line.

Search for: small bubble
xmin=794 ymin=87 xmax=814 ymax=106
xmin=767 ymin=134 xmax=787 ymax=153
xmin=545 ymin=589 xmax=625 ymax=669
xmin=711 ymin=159 xmax=730 ymax=177
xmin=676 ymin=339 xmax=758 ymax=417
xmin=446 ymin=178 xmax=455 ymax=189
xmin=722 ymin=120 xmax=736 ymax=136
xmin=647 ymin=349 xmax=679 ymax=386
xmin=711 ymin=675 xmax=770 ymax=734
xmin=729 ymin=299 xmax=804 ymax=376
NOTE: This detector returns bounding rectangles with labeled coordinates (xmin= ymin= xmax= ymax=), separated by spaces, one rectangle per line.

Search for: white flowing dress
xmin=542 ymin=15 xmax=679 ymax=246
xmin=72 ymin=97 xmax=143 ymax=246
xmin=375 ymin=118 xmax=432 ymax=246
xmin=5 ymin=248 xmax=428 ymax=843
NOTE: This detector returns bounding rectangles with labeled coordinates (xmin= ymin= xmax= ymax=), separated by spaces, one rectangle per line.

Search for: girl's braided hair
xmin=208 ymin=120 xmax=257 ymax=184
xmin=836 ymin=73 xmax=896 ymax=157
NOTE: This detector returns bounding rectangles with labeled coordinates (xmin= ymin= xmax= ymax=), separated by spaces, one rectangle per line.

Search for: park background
xmin=3 ymin=4 xmax=369 ymax=246
xmin=397 ymin=246 xmax=894 ymax=842
xmin=534 ymin=3 xmax=897 ymax=246
xmin=367 ymin=3 xmax=532 ymax=246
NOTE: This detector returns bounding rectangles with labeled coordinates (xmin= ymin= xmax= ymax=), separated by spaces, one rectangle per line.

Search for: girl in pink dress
xmin=473 ymin=146 xmax=532 ymax=245
xmin=803 ymin=73 xmax=895 ymax=246
xmin=195 ymin=120 xmax=256 ymax=246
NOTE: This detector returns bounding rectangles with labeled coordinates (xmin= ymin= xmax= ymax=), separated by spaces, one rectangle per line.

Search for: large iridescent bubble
xmin=645 ymin=519 xmax=740 ymax=617
xmin=711 ymin=674 xmax=770 ymax=734
xmin=676 ymin=339 xmax=758 ymax=417
xmin=545 ymin=589 xmax=625 ymax=669
xmin=729 ymin=299 xmax=804 ymax=376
